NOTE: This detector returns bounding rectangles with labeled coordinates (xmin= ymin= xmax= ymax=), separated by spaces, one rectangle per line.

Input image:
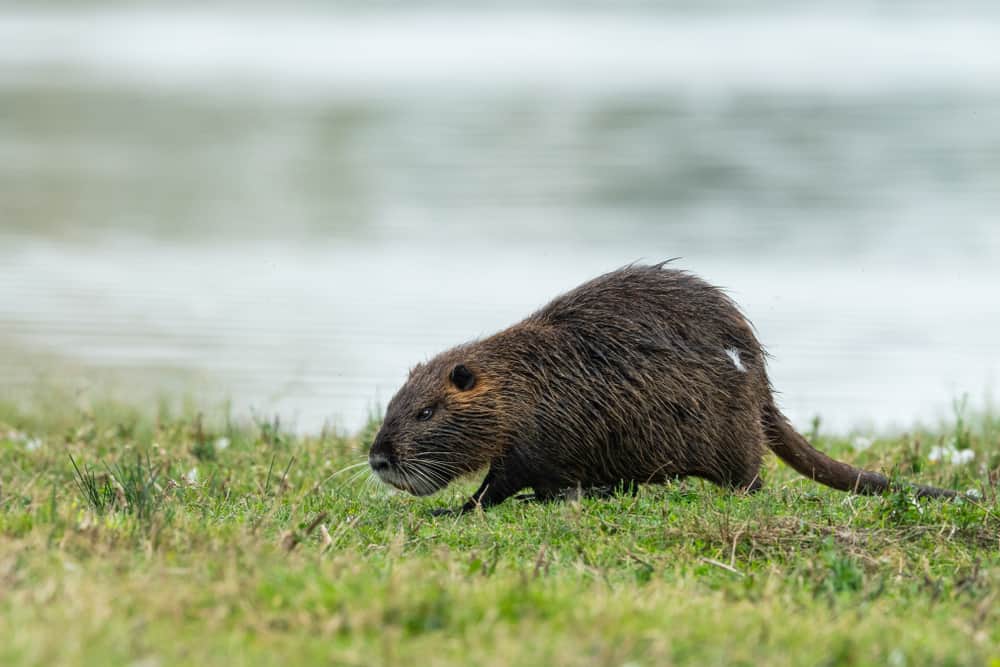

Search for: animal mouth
xmin=369 ymin=459 xmax=443 ymax=497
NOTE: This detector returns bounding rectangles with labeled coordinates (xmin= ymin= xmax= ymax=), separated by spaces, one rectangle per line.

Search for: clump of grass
xmin=952 ymin=394 xmax=973 ymax=451
xmin=69 ymin=451 xmax=168 ymax=520
xmin=107 ymin=452 xmax=166 ymax=520
xmin=189 ymin=412 xmax=216 ymax=462
xmin=68 ymin=453 xmax=116 ymax=514
xmin=253 ymin=411 xmax=288 ymax=449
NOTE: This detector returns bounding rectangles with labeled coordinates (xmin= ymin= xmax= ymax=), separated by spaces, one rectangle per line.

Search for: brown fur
xmin=368 ymin=263 xmax=956 ymax=512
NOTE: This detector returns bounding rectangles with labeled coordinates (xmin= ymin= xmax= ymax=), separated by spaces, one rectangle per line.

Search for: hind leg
xmin=732 ymin=401 xmax=771 ymax=494
xmin=698 ymin=463 xmax=763 ymax=494
xmin=735 ymin=469 xmax=764 ymax=494
xmin=711 ymin=421 xmax=767 ymax=494
xmin=722 ymin=437 xmax=765 ymax=493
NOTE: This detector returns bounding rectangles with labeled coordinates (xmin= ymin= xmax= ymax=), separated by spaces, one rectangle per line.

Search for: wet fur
xmin=369 ymin=264 xmax=956 ymax=512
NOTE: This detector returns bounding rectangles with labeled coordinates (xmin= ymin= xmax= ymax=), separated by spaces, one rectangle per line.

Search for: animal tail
xmin=761 ymin=403 xmax=957 ymax=499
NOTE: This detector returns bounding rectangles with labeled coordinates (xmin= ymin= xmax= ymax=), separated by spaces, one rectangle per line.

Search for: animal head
xmin=368 ymin=350 xmax=501 ymax=495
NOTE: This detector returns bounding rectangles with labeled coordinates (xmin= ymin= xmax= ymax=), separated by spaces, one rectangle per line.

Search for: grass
xmin=0 ymin=398 xmax=998 ymax=667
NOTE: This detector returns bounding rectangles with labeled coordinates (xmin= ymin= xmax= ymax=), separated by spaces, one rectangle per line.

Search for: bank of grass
xmin=0 ymin=398 xmax=997 ymax=667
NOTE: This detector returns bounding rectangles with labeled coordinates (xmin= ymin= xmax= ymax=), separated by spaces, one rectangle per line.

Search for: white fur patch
xmin=725 ymin=347 xmax=747 ymax=373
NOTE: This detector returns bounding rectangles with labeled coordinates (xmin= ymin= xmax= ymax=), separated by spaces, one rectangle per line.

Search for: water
xmin=1 ymin=5 xmax=998 ymax=433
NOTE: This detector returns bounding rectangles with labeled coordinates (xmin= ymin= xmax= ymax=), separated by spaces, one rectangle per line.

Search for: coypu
xmin=368 ymin=263 xmax=957 ymax=513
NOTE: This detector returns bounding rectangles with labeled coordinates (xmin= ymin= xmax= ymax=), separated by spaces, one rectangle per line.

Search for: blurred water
xmin=1 ymin=6 xmax=998 ymax=432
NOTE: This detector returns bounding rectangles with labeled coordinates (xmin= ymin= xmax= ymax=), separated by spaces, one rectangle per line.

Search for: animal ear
xmin=449 ymin=364 xmax=476 ymax=391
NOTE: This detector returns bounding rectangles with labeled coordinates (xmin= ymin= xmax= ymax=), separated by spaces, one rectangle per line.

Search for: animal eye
xmin=416 ymin=407 xmax=434 ymax=421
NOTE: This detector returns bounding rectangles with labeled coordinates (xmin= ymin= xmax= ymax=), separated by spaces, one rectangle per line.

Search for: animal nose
xmin=369 ymin=452 xmax=391 ymax=472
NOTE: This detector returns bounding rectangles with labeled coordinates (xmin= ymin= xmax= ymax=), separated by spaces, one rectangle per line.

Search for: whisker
xmin=399 ymin=460 xmax=457 ymax=495
xmin=329 ymin=460 xmax=371 ymax=478
xmin=407 ymin=467 xmax=433 ymax=496
xmin=406 ymin=455 xmax=464 ymax=474
xmin=408 ymin=454 xmax=462 ymax=467
xmin=413 ymin=467 xmax=440 ymax=495
xmin=420 ymin=464 xmax=451 ymax=486
xmin=399 ymin=468 xmax=415 ymax=494
xmin=346 ymin=468 xmax=371 ymax=486
xmin=309 ymin=458 xmax=371 ymax=492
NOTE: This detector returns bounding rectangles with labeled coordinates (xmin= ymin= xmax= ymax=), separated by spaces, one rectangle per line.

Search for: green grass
xmin=0 ymin=399 xmax=998 ymax=667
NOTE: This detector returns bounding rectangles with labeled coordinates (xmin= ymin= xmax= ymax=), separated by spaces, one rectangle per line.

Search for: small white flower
xmin=851 ymin=436 xmax=873 ymax=452
xmin=928 ymin=445 xmax=975 ymax=465
xmin=185 ymin=467 xmax=199 ymax=484
xmin=951 ymin=449 xmax=975 ymax=465
xmin=214 ymin=437 xmax=230 ymax=451
xmin=7 ymin=432 xmax=42 ymax=451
